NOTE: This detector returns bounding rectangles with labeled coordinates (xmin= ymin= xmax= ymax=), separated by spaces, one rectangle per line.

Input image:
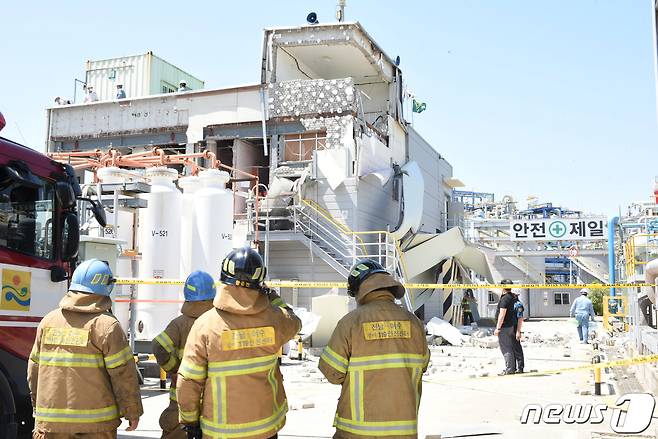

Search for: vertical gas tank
xmin=179 ymin=176 xmax=202 ymax=281
xmin=137 ymin=167 xmax=182 ymax=340
xmin=194 ymin=169 xmax=233 ymax=279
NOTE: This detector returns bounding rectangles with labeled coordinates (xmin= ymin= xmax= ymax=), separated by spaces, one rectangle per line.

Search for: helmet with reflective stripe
xmin=69 ymin=259 xmax=114 ymax=296
xmin=220 ymin=247 xmax=266 ymax=290
xmin=347 ymin=259 xmax=389 ymax=297
xmin=184 ymin=270 xmax=216 ymax=301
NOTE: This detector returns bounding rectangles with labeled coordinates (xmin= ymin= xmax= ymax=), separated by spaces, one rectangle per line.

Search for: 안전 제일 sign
xmin=510 ymin=218 xmax=607 ymax=241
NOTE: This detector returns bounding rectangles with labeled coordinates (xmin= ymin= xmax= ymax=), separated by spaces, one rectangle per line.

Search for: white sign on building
xmin=510 ymin=218 xmax=606 ymax=241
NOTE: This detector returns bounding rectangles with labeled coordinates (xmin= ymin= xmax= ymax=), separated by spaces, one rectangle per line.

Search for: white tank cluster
xmin=96 ymin=165 xmax=234 ymax=340
xmin=138 ymin=167 xmax=233 ymax=340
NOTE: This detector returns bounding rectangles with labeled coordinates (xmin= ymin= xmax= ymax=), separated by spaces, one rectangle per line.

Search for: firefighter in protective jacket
xmin=318 ymin=259 xmax=429 ymax=439
xmin=177 ymin=247 xmax=301 ymax=439
xmin=27 ymin=259 xmax=143 ymax=439
xmin=153 ymin=270 xmax=216 ymax=439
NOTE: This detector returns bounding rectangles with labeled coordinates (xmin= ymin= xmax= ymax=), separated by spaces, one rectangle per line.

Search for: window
xmin=554 ymin=292 xmax=570 ymax=305
xmin=0 ymin=177 xmax=55 ymax=259
xmin=488 ymin=292 xmax=498 ymax=304
xmin=282 ymin=131 xmax=327 ymax=163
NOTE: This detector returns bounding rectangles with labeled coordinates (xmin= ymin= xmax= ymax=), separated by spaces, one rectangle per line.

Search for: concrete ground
xmin=118 ymin=318 xmax=658 ymax=439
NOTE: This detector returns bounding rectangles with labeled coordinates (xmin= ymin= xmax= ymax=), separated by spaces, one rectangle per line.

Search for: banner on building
xmin=510 ymin=218 xmax=607 ymax=241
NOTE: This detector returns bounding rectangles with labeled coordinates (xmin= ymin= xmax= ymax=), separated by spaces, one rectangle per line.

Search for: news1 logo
xmin=520 ymin=393 xmax=655 ymax=434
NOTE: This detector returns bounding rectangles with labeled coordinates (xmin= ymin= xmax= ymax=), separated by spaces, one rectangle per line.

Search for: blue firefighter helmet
xmin=183 ymin=270 xmax=216 ymax=302
xmin=69 ymin=259 xmax=115 ymax=296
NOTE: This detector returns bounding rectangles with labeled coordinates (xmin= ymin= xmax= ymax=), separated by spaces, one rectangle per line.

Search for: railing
xmin=289 ymin=200 xmax=412 ymax=309
xmin=624 ymin=233 xmax=658 ymax=278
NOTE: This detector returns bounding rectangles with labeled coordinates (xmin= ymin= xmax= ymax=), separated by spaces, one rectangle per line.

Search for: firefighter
xmin=177 ymin=247 xmax=301 ymax=439
xmin=153 ymin=270 xmax=216 ymax=439
xmin=318 ymin=259 xmax=429 ymax=438
xmin=27 ymin=259 xmax=143 ymax=439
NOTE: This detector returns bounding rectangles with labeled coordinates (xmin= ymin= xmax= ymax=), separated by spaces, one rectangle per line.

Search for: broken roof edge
xmin=263 ymin=21 xmax=399 ymax=72
xmin=46 ymin=82 xmax=261 ymax=110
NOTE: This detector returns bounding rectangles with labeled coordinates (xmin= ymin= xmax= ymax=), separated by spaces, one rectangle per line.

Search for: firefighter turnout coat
xmin=318 ymin=273 xmax=429 ymax=438
xmin=27 ymin=291 xmax=143 ymax=434
xmin=152 ymin=300 xmax=214 ymax=438
xmin=176 ymin=284 xmax=301 ymax=439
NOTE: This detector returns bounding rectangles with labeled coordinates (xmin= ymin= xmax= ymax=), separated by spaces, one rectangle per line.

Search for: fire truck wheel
xmin=0 ymin=369 xmax=18 ymax=439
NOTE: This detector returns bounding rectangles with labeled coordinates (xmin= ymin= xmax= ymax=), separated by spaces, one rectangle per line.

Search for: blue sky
xmin=1 ymin=0 xmax=656 ymax=215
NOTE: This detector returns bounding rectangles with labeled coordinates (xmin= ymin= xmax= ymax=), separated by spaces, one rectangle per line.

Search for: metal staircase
xmin=501 ymin=255 xmax=545 ymax=283
xmin=571 ymin=256 xmax=608 ymax=283
xmin=286 ymin=200 xmax=412 ymax=309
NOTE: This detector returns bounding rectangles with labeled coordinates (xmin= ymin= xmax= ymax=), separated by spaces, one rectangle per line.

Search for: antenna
xmin=336 ymin=0 xmax=346 ymax=22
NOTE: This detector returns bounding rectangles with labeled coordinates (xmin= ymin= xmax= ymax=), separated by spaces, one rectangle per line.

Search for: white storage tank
xmin=137 ymin=167 xmax=182 ymax=340
xmin=179 ymin=176 xmax=202 ymax=280
xmin=97 ymin=167 xmax=133 ymax=332
xmin=194 ymin=169 xmax=233 ymax=279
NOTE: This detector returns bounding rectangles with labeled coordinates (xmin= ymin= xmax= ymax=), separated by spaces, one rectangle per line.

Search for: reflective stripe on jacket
xmin=152 ymin=300 xmax=214 ymax=400
xmin=177 ymin=284 xmax=301 ymax=439
xmin=27 ymin=291 xmax=143 ymax=433
xmin=318 ymin=274 xmax=429 ymax=438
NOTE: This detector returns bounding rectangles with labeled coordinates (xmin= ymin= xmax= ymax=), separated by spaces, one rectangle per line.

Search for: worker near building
xmin=177 ymin=80 xmax=190 ymax=92
xmin=177 ymin=247 xmax=301 ymax=439
xmin=512 ymin=291 xmax=525 ymax=373
xmin=461 ymin=290 xmax=474 ymax=325
xmin=116 ymin=84 xmax=126 ymax=99
xmin=570 ymin=288 xmax=595 ymax=344
xmin=153 ymin=270 xmax=216 ymax=439
xmin=318 ymin=259 xmax=429 ymax=438
xmin=27 ymin=259 xmax=143 ymax=439
xmin=494 ymin=279 xmax=521 ymax=375
xmin=54 ymin=96 xmax=71 ymax=105
xmin=84 ymin=85 xmax=99 ymax=103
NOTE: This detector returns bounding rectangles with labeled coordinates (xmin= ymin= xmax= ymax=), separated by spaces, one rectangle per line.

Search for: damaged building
xmin=46 ymin=21 xmax=492 ymax=331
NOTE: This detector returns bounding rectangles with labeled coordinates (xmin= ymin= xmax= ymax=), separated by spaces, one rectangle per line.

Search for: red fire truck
xmin=0 ymin=112 xmax=104 ymax=438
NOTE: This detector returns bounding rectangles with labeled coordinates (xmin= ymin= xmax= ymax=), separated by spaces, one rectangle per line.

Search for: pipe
xmin=608 ymin=216 xmax=619 ymax=297
xmin=259 ymin=86 xmax=269 ymax=157
xmin=643 ymin=258 xmax=658 ymax=304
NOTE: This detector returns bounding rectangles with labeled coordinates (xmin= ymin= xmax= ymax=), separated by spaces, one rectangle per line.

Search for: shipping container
xmin=84 ymin=51 xmax=204 ymax=101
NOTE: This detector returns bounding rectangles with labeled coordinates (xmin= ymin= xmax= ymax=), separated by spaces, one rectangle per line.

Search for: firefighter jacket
xmin=27 ymin=291 xmax=143 ymax=433
xmin=318 ymin=273 xmax=430 ymax=438
xmin=177 ymin=284 xmax=301 ymax=439
xmin=152 ymin=300 xmax=214 ymax=401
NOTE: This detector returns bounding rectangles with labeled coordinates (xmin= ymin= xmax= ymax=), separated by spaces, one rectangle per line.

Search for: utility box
xmin=85 ymin=51 xmax=204 ymax=101
xmin=78 ymin=236 xmax=124 ymax=273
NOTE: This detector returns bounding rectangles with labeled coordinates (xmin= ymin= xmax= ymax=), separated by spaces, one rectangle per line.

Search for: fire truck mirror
xmin=79 ymin=197 xmax=107 ymax=228
xmin=61 ymin=212 xmax=80 ymax=262
xmin=50 ymin=265 xmax=67 ymax=282
xmin=55 ymin=181 xmax=76 ymax=210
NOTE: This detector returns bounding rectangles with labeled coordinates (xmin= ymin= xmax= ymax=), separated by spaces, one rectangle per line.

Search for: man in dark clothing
xmin=494 ymin=279 xmax=518 ymax=375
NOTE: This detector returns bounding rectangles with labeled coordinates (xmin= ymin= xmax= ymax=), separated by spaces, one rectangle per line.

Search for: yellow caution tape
xmin=113 ymin=278 xmax=654 ymax=289
xmin=425 ymin=353 xmax=658 ymax=384
xmin=114 ymin=278 xmax=185 ymax=285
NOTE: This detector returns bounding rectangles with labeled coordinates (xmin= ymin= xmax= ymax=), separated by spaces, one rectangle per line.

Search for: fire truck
xmin=0 ymin=112 xmax=104 ymax=438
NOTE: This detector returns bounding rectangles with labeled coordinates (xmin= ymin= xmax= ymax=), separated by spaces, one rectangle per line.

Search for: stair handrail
xmin=293 ymin=207 xmax=358 ymax=261
xmin=300 ymin=199 xmax=368 ymax=254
